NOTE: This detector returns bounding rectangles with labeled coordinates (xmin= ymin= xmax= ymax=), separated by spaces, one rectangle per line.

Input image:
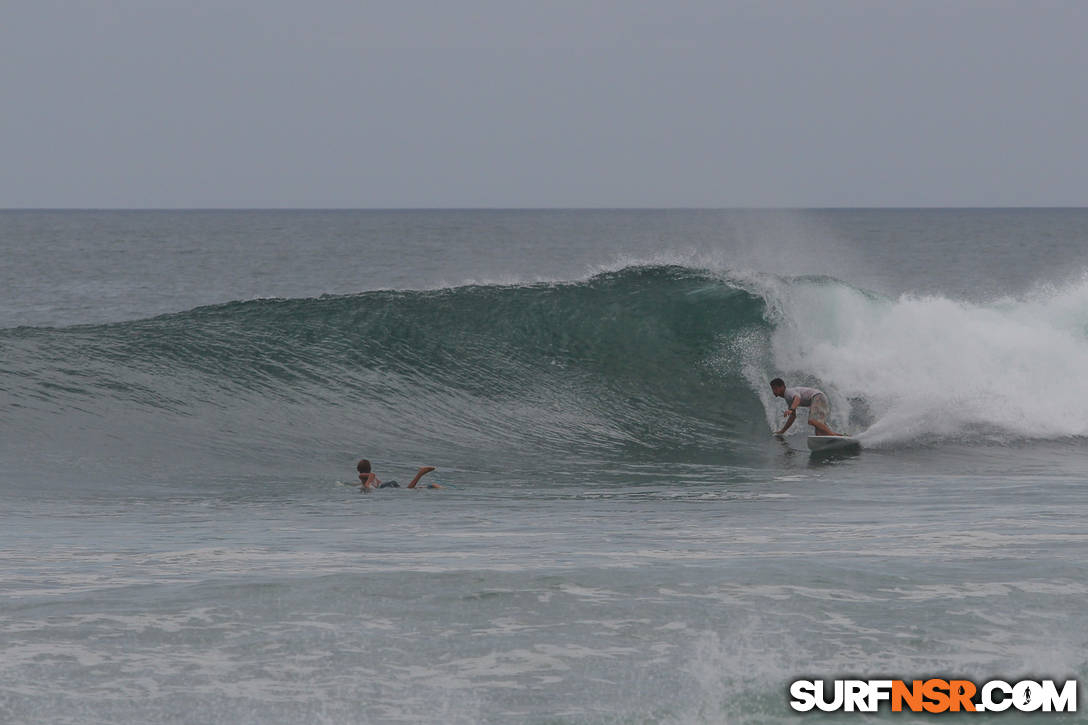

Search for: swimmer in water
xmin=357 ymin=459 xmax=441 ymax=492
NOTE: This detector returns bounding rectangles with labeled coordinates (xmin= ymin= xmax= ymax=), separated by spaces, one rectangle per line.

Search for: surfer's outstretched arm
xmin=776 ymin=410 xmax=797 ymax=435
xmin=407 ymin=466 xmax=437 ymax=488
xmin=776 ymin=393 xmax=802 ymax=435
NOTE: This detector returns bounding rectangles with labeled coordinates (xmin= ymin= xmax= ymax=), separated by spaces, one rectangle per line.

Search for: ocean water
xmin=2 ymin=209 xmax=1087 ymax=724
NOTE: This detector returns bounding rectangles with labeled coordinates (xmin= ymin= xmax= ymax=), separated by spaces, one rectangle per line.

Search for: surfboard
xmin=807 ymin=435 xmax=861 ymax=452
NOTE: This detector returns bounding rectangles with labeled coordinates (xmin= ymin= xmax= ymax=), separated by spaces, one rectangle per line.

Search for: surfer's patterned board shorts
xmin=808 ymin=393 xmax=829 ymax=424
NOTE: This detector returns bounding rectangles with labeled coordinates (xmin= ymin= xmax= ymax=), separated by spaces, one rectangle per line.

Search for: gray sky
xmin=3 ymin=0 xmax=1086 ymax=208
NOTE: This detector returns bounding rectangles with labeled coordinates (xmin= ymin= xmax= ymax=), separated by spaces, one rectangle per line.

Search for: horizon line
xmin=2 ymin=204 xmax=1086 ymax=212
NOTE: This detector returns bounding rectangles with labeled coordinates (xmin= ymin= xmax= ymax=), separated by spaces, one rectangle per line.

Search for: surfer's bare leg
xmin=407 ymin=466 xmax=436 ymax=488
xmin=810 ymin=420 xmax=840 ymax=436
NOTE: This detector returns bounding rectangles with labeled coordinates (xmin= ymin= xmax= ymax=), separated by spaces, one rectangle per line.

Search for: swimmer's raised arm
xmin=407 ymin=466 xmax=436 ymax=489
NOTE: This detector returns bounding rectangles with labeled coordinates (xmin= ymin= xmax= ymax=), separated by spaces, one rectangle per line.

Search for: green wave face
xmin=2 ymin=266 xmax=774 ymax=471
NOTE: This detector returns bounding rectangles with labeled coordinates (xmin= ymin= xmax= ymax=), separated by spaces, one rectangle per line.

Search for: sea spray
xmin=762 ymin=274 xmax=1088 ymax=446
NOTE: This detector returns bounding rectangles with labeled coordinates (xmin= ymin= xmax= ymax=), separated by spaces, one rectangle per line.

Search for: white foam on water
xmin=763 ymin=273 xmax=1088 ymax=447
xmin=662 ymin=627 xmax=792 ymax=725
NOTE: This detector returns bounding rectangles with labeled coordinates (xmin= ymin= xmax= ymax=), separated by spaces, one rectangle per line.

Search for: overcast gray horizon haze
xmin=3 ymin=0 xmax=1086 ymax=208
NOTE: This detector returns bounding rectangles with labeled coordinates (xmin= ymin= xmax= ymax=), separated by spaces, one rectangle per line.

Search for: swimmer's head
xmin=356 ymin=459 xmax=371 ymax=474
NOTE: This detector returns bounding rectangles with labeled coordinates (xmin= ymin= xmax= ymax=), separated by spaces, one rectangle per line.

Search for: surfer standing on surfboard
xmin=770 ymin=378 xmax=841 ymax=437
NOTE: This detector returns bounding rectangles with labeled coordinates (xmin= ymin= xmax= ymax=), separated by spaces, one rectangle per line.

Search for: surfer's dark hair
xmin=770 ymin=378 xmax=785 ymax=388
xmin=356 ymin=459 xmax=371 ymax=474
